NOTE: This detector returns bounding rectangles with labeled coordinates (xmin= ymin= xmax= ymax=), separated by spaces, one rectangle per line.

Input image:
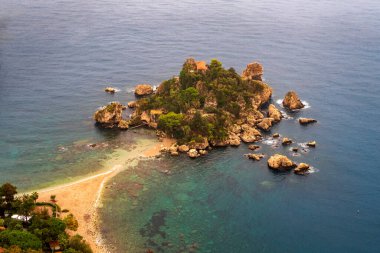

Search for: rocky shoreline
xmin=94 ymin=59 xmax=318 ymax=175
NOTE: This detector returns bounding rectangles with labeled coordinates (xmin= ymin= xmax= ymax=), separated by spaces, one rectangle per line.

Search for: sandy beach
xmin=37 ymin=137 xmax=175 ymax=253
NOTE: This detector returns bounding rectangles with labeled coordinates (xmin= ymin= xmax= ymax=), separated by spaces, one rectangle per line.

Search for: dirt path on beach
xmin=37 ymin=138 xmax=175 ymax=253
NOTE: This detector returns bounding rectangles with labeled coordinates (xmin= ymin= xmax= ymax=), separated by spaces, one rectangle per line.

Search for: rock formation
xmin=294 ymin=163 xmax=310 ymax=175
xmin=268 ymin=104 xmax=282 ymax=122
xmin=299 ymin=118 xmax=317 ymax=125
xmin=246 ymin=153 xmax=265 ymax=161
xmin=282 ymin=91 xmax=304 ymax=110
xmin=188 ymin=149 xmax=200 ymax=158
xmin=307 ymin=141 xmax=316 ymax=147
xmin=135 ymin=84 xmax=153 ymax=96
xmin=267 ymin=154 xmax=296 ymax=170
xmin=257 ymin=118 xmax=273 ymax=131
xmin=242 ymin=62 xmax=264 ymax=81
xmin=93 ymin=102 xmax=124 ymax=128
xmin=282 ymin=137 xmax=292 ymax=145
xmin=105 ymin=87 xmax=116 ymax=93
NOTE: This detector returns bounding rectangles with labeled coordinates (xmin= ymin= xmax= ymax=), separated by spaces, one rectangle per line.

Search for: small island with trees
xmin=94 ymin=58 xmax=317 ymax=174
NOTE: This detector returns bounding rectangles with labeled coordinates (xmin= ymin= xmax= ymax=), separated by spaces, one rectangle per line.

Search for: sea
xmin=1 ymin=0 xmax=380 ymax=252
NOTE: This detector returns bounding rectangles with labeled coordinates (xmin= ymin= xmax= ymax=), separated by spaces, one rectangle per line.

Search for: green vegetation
xmin=0 ymin=183 xmax=92 ymax=253
xmin=137 ymin=58 xmax=269 ymax=143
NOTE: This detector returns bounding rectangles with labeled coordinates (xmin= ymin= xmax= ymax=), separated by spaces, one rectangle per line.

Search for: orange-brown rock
xmin=135 ymin=84 xmax=153 ymax=96
xmin=299 ymin=118 xmax=317 ymax=125
xmin=242 ymin=62 xmax=264 ymax=81
xmin=93 ymin=102 xmax=123 ymax=128
xmin=294 ymin=163 xmax=310 ymax=175
xmin=267 ymin=154 xmax=296 ymax=170
xmin=268 ymin=104 xmax=282 ymax=122
xmin=283 ymin=91 xmax=304 ymax=110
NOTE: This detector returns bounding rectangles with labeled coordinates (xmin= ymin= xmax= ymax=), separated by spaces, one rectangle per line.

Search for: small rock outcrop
xmin=257 ymin=118 xmax=273 ymax=131
xmin=105 ymin=87 xmax=116 ymax=93
xmin=299 ymin=118 xmax=317 ymax=125
xmin=282 ymin=137 xmax=293 ymax=145
xmin=127 ymin=101 xmax=137 ymax=108
xmin=294 ymin=163 xmax=310 ymax=175
xmin=272 ymin=133 xmax=280 ymax=138
xmin=248 ymin=145 xmax=260 ymax=150
xmin=242 ymin=62 xmax=264 ymax=81
xmin=267 ymin=154 xmax=296 ymax=170
xmin=268 ymin=104 xmax=282 ymax=122
xmin=117 ymin=120 xmax=129 ymax=130
xmin=307 ymin=141 xmax=316 ymax=147
xmin=178 ymin=145 xmax=190 ymax=152
xmin=135 ymin=84 xmax=153 ymax=96
xmin=93 ymin=102 xmax=123 ymax=128
xmin=246 ymin=153 xmax=265 ymax=161
xmin=283 ymin=91 xmax=304 ymax=110
xmin=188 ymin=149 xmax=199 ymax=158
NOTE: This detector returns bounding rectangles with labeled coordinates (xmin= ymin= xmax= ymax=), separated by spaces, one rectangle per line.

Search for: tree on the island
xmin=0 ymin=230 xmax=42 ymax=250
xmin=158 ymin=112 xmax=184 ymax=138
xmin=0 ymin=183 xmax=18 ymax=217
xmin=63 ymin=214 xmax=78 ymax=231
xmin=179 ymin=87 xmax=200 ymax=112
xmin=13 ymin=193 xmax=39 ymax=222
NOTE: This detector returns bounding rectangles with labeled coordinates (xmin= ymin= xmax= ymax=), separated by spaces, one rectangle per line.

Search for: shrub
xmin=0 ymin=230 xmax=42 ymax=250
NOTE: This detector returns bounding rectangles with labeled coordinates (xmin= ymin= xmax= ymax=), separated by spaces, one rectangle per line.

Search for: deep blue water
xmin=1 ymin=0 xmax=380 ymax=252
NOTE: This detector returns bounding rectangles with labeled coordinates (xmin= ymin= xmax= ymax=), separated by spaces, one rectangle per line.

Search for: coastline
xmin=36 ymin=137 xmax=175 ymax=253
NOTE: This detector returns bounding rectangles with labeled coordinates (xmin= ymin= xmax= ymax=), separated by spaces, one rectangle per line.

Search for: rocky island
xmin=94 ymin=58 xmax=316 ymax=174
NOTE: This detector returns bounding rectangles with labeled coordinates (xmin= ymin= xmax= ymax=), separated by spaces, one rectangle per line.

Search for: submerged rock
xmin=135 ymin=84 xmax=153 ymax=96
xmin=267 ymin=154 xmax=296 ymax=170
xmin=246 ymin=153 xmax=265 ymax=161
xmin=242 ymin=62 xmax=264 ymax=81
xmin=93 ymin=102 xmax=123 ymax=128
xmin=294 ymin=163 xmax=310 ymax=175
xmin=248 ymin=144 xmax=260 ymax=150
xmin=299 ymin=118 xmax=317 ymax=125
xmin=283 ymin=91 xmax=304 ymax=110
xmin=268 ymin=104 xmax=282 ymax=122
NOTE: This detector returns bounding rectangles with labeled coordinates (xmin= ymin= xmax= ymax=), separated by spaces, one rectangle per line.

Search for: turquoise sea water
xmin=1 ymin=0 xmax=380 ymax=252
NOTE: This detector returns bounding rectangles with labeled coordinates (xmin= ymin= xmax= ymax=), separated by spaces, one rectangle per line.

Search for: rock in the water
xmin=188 ymin=149 xmax=200 ymax=158
xmin=105 ymin=87 xmax=116 ymax=93
xmin=307 ymin=141 xmax=316 ymax=147
xmin=294 ymin=163 xmax=310 ymax=175
xmin=118 ymin=120 xmax=130 ymax=130
xmin=257 ymin=118 xmax=273 ymax=131
xmin=242 ymin=62 xmax=264 ymax=81
xmin=282 ymin=91 xmax=304 ymax=110
xmin=282 ymin=137 xmax=293 ymax=145
xmin=248 ymin=145 xmax=260 ymax=150
xmin=134 ymin=84 xmax=153 ymax=96
xmin=292 ymin=147 xmax=299 ymax=152
xmin=178 ymin=145 xmax=190 ymax=152
xmin=299 ymin=118 xmax=317 ymax=125
xmin=93 ymin=102 xmax=123 ymax=128
xmin=189 ymin=138 xmax=209 ymax=150
xmin=127 ymin=101 xmax=137 ymax=108
xmin=229 ymin=137 xmax=241 ymax=147
xmin=272 ymin=133 xmax=280 ymax=138
xmin=246 ymin=153 xmax=265 ymax=161
xmin=199 ymin=149 xmax=208 ymax=155
xmin=268 ymin=104 xmax=282 ymax=122
xmin=267 ymin=154 xmax=296 ymax=170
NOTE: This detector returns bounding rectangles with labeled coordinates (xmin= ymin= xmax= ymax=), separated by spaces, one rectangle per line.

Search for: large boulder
xmin=267 ymin=154 xmax=296 ymax=170
xmin=283 ymin=91 xmax=304 ymax=110
xmin=93 ymin=102 xmax=123 ymax=128
xmin=246 ymin=153 xmax=265 ymax=161
xmin=294 ymin=163 xmax=310 ymax=175
xmin=257 ymin=118 xmax=273 ymax=131
xmin=242 ymin=62 xmax=264 ymax=81
xmin=135 ymin=84 xmax=153 ymax=96
xmin=299 ymin=118 xmax=317 ymax=125
xmin=268 ymin=104 xmax=282 ymax=122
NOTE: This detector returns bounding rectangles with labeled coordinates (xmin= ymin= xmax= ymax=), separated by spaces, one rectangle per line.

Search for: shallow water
xmin=1 ymin=0 xmax=380 ymax=252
